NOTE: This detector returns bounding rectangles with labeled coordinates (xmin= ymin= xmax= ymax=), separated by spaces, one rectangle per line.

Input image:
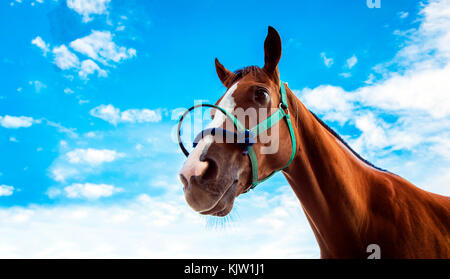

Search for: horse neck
xmin=281 ymin=88 xmax=379 ymax=257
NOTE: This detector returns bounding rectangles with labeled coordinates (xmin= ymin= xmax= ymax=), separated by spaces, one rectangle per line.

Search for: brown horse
xmin=179 ymin=26 xmax=450 ymax=258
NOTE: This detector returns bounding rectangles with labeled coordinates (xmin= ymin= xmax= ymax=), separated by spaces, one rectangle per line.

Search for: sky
xmin=0 ymin=0 xmax=449 ymax=258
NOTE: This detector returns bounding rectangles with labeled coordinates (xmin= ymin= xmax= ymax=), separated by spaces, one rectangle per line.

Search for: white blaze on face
xmin=199 ymin=81 xmax=238 ymax=151
xmin=181 ymin=82 xmax=239 ymax=176
xmin=207 ymin=82 xmax=238 ymax=129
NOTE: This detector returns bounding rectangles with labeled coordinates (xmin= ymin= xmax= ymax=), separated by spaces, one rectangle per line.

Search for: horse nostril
xmin=179 ymin=174 xmax=189 ymax=189
xmin=201 ymin=159 xmax=218 ymax=181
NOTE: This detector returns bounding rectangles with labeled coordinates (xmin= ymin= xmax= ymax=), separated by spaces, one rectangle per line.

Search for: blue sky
xmin=0 ymin=0 xmax=449 ymax=258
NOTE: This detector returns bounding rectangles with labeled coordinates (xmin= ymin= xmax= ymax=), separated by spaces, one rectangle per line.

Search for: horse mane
xmin=231 ymin=66 xmax=264 ymax=83
xmin=308 ymin=110 xmax=387 ymax=172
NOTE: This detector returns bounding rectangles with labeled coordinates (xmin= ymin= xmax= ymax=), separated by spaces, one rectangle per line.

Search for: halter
xmin=177 ymin=81 xmax=296 ymax=193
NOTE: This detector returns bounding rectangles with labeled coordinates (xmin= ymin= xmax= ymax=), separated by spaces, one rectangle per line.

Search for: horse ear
xmin=215 ymin=58 xmax=236 ymax=87
xmin=262 ymin=26 xmax=282 ymax=81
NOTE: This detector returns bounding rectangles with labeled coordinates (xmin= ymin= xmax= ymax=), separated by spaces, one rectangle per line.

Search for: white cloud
xmin=60 ymin=140 xmax=68 ymax=147
xmin=0 ymin=185 xmax=14 ymax=197
xmin=339 ymin=72 xmax=351 ymax=78
xmin=84 ymin=131 xmax=97 ymax=138
xmin=346 ymin=55 xmax=358 ymax=69
xmin=120 ymin=109 xmax=161 ymax=123
xmin=9 ymin=137 xmax=18 ymax=143
xmin=70 ymin=30 xmax=136 ymax=65
xmin=392 ymin=0 xmax=450 ymax=68
xmin=50 ymin=167 xmax=79 ymax=183
xmin=89 ymin=104 xmax=120 ymax=124
xmin=48 ymin=147 xmax=125 ymax=183
xmin=64 ymin=88 xmax=74 ymax=94
xmin=48 ymin=124 xmax=180 ymax=185
xmin=350 ymin=113 xmax=389 ymax=152
xmin=67 ymin=0 xmax=111 ymax=22
xmin=90 ymin=104 xmax=162 ymax=125
xmin=297 ymin=64 xmax=450 ymax=157
xmin=127 ymin=48 xmax=136 ymax=57
xmin=78 ymin=99 xmax=90 ymax=105
xmin=52 ymin=45 xmax=80 ymax=70
xmin=360 ymin=65 xmax=450 ymax=118
xmin=31 ymin=36 xmax=49 ymax=55
xmin=301 ymin=63 xmax=450 ymax=123
xmin=64 ymin=183 xmax=122 ymax=199
xmin=0 ymin=189 xmax=319 ymax=258
xmin=320 ymin=52 xmax=333 ymax=67
xmin=422 ymin=167 xmax=450 ymax=196
xmin=31 ymin=31 xmax=134 ymax=80
xmin=29 ymin=80 xmax=46 ymax=93
xmin=45 ymin=120 xmax=78 ymax=138
xmin=299 ymin=85 xmax=354 ymax=124
xmin=78 ymin=59 xmax=107 ymax=79
xmin=364 ymin=73 xmax=376 ymax=84
xmin=399 ymin=11 xmax=409 ymax=19
xmin=66 ymin=148 xmax=124 ymax=166
xmin=0 ymin=115 xmax=37 ymax=129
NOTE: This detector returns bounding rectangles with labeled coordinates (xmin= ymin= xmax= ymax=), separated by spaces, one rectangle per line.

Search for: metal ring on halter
xmin=279 ymin=102 xmax=289 ymax=115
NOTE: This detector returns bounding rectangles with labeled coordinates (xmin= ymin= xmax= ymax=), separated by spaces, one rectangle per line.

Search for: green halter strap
xmin=244 ymin=81 xmax=296 ymax=192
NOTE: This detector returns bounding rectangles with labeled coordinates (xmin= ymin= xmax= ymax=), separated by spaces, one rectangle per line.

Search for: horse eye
xmin=253 ymin=88 xmax=270 ymax=106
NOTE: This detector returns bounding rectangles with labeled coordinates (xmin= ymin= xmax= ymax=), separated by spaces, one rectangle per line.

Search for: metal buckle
xmin=279 ymin=102 xmax=289 ymax=115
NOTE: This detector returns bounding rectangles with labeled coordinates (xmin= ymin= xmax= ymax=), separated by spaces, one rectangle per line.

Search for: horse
xmin=178 ymin=26 xmax=450 ymax=258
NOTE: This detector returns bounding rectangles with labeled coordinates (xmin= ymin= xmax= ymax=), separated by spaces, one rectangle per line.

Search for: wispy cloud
xmin=44 ymin=120 xmax=79 ymax=138
xmin=64 ymin=183 xmax=122 ymax=199
xmin=90 ymin=104 xmax=162 ymax=125
xmin=345 ymin=55 xmax=358 ymax=69
xmin=49 ymin=166 xmax=79 ymax=183
xmin=14 ymin=0 xmax=45 ymax=6
xmin=67 ymin=0 xmax=111 ymax=22
xmin=398 ymin=11 xmax=409 ymax=19
xmin=66 ymin=148 xmax=125 ymax=166
xmin=31 ymin=36 xmax=50 ymax=56
xmin=52 ymin=45 xmax=80 ymax=70
xmin=0 ymin=185 xmax=14 ymax=197
xmin=28 ymin=80 xmax=46 ymax=93
xmin=31 ymin=30 xmax=135 ymax=79
xmin=364 ymin=73 xmax=376 ymax=84
xmin=79 ymin=59 xmax=107 ymax=79
xmin=339 ymin=72 xmax=351 ymax=78
xmin=48 ymin=147 xmax=125 ymax=182
xmin=63 ymin=88 xmax=74 ymax=94
xmin=70 ymin=30 xmax=136 ymax=65
xmin=388 ymin=0 xmax=450 ymax=69
xmin=320 ymin=52 xmax=334 ymax=67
